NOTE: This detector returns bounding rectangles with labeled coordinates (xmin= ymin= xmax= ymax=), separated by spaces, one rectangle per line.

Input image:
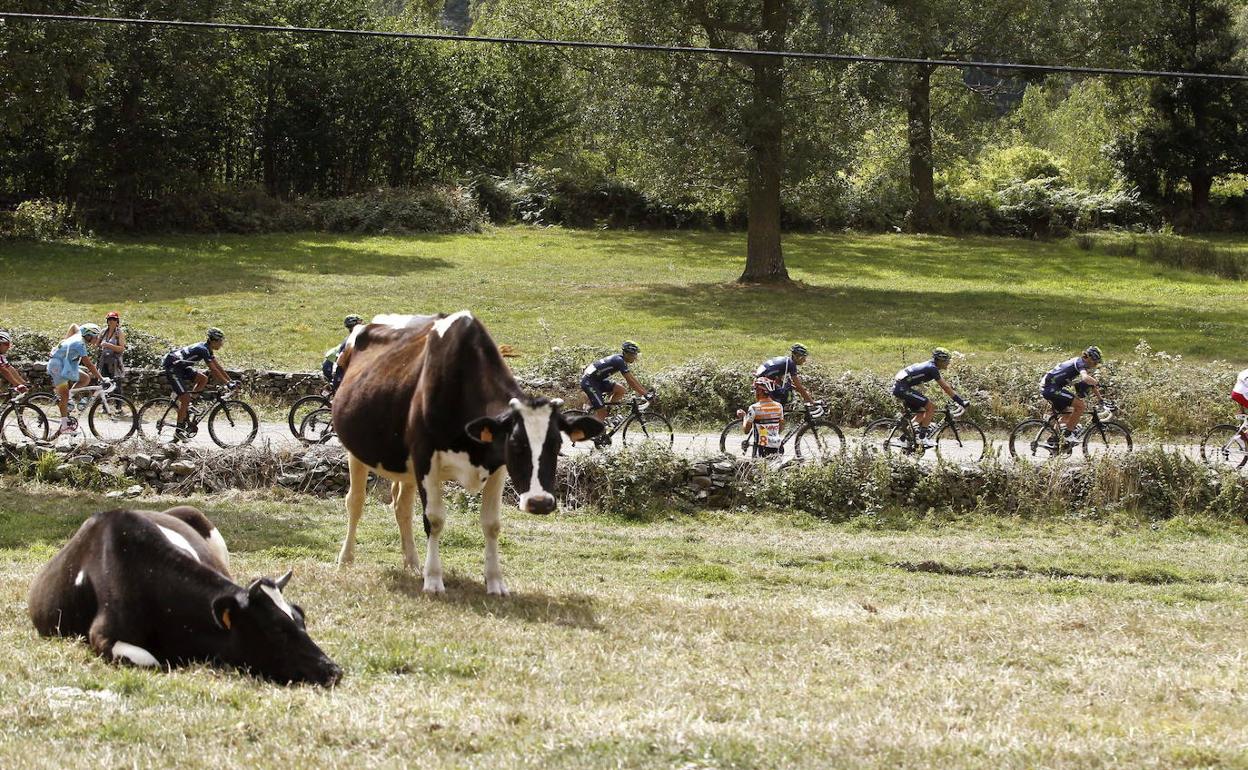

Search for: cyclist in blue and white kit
xmin=163 ymin=327 xmax=235 ymax=440
xmin=893 ymin=347 xmax=968 ymax=447
xmin=1041 ymin=346 xmax=1103 ymax=439
xmin=47 ymin=323 xmax=104 ymax=437
xmin=581 ymin=341 xmax=652 ymax=422
xmin=755 ymin=344 xmax=815 ymax=406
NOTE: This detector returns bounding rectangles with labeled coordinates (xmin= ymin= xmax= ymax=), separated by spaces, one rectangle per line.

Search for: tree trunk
xmin=906 ymin=65 xmax=936 ymax=232
xmin=738 ymin=0 xmax=790 ymax=284
xmin=1190 ymin=172 xmax=1213 ymax=212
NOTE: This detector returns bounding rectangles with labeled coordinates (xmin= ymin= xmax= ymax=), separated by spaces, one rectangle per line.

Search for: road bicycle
xmin=288 ymin=387 xmax=333 ymax=442
xmin=29 ymin=378 xmax=137 ymax=443
xmin=298 ymin=406 xmax=336 ymax=444
xmin=0 ymin=388 xmax=50 ymax=443
xmin=563 ymin=394 xmax=674 ymax=450
xmin=1200 ymin=413 xmax=1248 ymax=469
xmin=1008 ymin=399 xmax=1133 ymax=460
xmin=137 ymin=382 xmax=259 ymax=448
xmin=718 ymin=399 xmax=844 ymax=460
xmin=861 ymin=402 xmax=988 ymax=460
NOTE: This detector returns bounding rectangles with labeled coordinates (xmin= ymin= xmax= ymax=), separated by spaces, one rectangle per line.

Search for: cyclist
xmin=1233 ymin=366 xmax=1248 ymax=414
xmin=893 ymin=347 xmax=969 ymax=448
xmin=322 ymin=314 xmax=363 ymax=393
xmin=47 ymin=323 xmax=104 ymax=437
xmin=163 ymin=327 xmax=234 ymax=440
xmin=1041 ymin=346 xmax=1103 ymax=440
xmin=737 ymin=376 xmax=785 ymax=457
xmin=0 ymin=331 xmax=30 ymax=395
xmin=756 ymin=344 xmax=816 ymax=406
xmin=581 ymin=341 xmax=652 ymax=423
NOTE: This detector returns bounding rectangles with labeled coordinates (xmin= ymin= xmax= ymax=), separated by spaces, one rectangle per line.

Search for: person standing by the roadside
xmin=98 ymin=311 xmax=126 ymax=395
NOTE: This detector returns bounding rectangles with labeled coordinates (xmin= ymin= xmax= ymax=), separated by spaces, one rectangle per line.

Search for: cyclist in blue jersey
xmin=893 ymin=347 xmax=968 ymax=447
xmin=581 ymin=341 xmax=652 ymax=422
xmin=322 ymin=314 xmax=363 ymax=393
xmin=755 ymin=344 xmax=815 ymax=406
xmin=47 ymin=323 xmax=104 ymax=436
xmin=163 ymin=327 xmax=235 ymax=440
xmin=1041 ymin=346 xmax=1103 ymax=439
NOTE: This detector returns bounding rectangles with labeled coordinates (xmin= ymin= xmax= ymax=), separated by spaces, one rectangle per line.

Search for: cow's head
xmin=465 ymin=396 xmax=603 ymax=515
xmin=211 ymin=570 xmax=342 ymax=686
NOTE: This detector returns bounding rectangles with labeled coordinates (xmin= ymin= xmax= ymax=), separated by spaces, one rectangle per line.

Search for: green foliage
xmin=3 ymin=200 xmax=83 ymax=242
xmin=1011 ymin=78 xmax=1127 ymax=191
xmin=557 ymin=443 xmax=690 ymax=518
xmin=307 ymin=188 xmax=484 ymax=235
xmin=1083 ymin=231 xmax=1248 ymax=280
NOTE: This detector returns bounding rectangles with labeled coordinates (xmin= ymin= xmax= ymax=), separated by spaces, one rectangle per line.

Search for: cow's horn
xmin=551 ymin=398 xmax=564 ymax=408
xmin=509 ymin=398 xmax=523 ymax=411
xmin=275 ymin=569 xmax=293 ymax=590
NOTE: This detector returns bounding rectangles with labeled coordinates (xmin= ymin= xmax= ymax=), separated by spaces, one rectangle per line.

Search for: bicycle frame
xmin=63 ymin=381 xmax=119 ymax=416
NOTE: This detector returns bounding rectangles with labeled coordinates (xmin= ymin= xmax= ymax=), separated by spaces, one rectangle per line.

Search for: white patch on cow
xmin=112 ymin=642 xmax=158 ymax=667
xmin=435 ymin=450 xmax=488 ymax=493
xmin=206 ymin=528 xmax=230 ymax=572
xmin=515 ymin=402 xmax=555 ymax=510
xmin=433 ymin=310 xmax=473 ymax=338
xmin=371 ymin=313 xmax=437 ymax=329
xmin=158 ymin=525 xmax=200 ymax=563
xmin=260 ymin=584 xmax=295 ymax=620
xmin=74 ymin=570 xmax=86 ymax=587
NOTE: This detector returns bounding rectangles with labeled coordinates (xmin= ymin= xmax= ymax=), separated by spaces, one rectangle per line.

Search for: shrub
xmin=308 ymin=187 xmax=484 ymax=234
xmin=5 ymin=200 xmax=83 ymax=241
xmin=557 ymin=443 xmax=691 ymax=518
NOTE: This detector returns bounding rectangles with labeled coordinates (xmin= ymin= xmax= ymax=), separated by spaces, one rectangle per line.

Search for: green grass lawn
xmin=1 ymin=485 xmax=1247 ymax=767
xmin=1 ymin=228 xmax=1245 ymax=373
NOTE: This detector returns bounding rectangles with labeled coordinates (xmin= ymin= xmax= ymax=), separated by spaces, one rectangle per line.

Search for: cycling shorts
xmin=580 ymin=375 xmax=615 ymax=409
xmin=164 ymin=363 xmax=197 ymax=396
xmin=1042 ymin=382 xmax=1089 ymax=412
xmin=893 ymin=387 xmax=928 ymax=413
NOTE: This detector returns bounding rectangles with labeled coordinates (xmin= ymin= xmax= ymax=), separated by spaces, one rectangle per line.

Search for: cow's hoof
xmin=486 ymin=581 xmax=509 ymax=597
xmin=336 ymin=554 xmax=354 ymax=567
xmin=423 ymin=576 xmax=446 ymax=594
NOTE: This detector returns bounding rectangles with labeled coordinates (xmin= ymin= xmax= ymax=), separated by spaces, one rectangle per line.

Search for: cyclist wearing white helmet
xmin=322 ymin=314 xmax=364 ymax=392
xmin=162 ymin=327 xmax=234 ymax=440
xmin=47 ymin=323 xmax=104 ymax=436
xmin=581 ymin=341 xmax=652 ymax=422
xmin=737 ymin=376 xmax=786 ymax=457
xmin=755 ymin=344 xmax=815 ymax=406
xmin=0 ymin=331 xmax=30 ymax=395
xmin=1041 ymin=346 xmax=1103 ymax=439
xmin=893 ymin=347 xmax=968 ymax=448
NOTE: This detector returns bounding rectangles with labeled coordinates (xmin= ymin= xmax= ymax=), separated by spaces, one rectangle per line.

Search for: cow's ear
xmin=212 ymin=594 xmax=245 ymax=631
xmin=561 ymin=414 xmax=605 ymax=442
xmin=465 ymin=416 xmax=505 ymax=445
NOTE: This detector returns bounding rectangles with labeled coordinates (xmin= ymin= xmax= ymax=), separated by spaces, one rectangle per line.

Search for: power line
xmin=4 ymin=10 xmax=1248 ymax=82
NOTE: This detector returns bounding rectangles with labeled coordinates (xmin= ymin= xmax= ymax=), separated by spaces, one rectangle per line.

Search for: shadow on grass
xmin=383 ymin=569 xmax=602 ymax=631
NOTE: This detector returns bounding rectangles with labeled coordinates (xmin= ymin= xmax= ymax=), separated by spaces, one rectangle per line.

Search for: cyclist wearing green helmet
xmin=47 ymin=323 xmax=105 ymax=436
xmin=581 ymin=340 xmax=652 ymax=422
xmin=893 ymin=347 xmax=968 ymax=447
xmin=1041 ymin=346 xmax=1103 ymax=439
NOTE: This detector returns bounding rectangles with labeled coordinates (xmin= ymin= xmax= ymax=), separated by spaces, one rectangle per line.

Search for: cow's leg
xmin=392 ymin=481 xmax=419 ymax=571
xmin=337 ymin=453 xmax=371 ymax=566
xmin=89 ymin=613 xmax=157 ymax=668
xmin=480 ymin=468 xmax=509 ymax=596
xmin=420 ymin=471 xmax=447 ymax=594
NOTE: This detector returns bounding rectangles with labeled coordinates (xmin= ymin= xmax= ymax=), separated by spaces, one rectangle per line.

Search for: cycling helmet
xmin=932 ymin=347 xmax=952 ymax=363
xmin=344 ymin=314 xmax=363 ymax=329
xmin=622 ymin=340 xmax=640 ymax=355
xmin=207 ymin=327 xmax=226 ymax=342
xmin=1083 ymin=345 xmax=1103 ymax=363
xmin=790 ymin=343 xmax=809 ymax=358
xmin=0 ymin=331 xmax=11 ymax=344
xmin=79 ymin=323 xmax=101 ymax=339
xmin=753 ymin=376 xmax=775 ymax=394
xmin=106 ymin=311 xmax=120 ymax=321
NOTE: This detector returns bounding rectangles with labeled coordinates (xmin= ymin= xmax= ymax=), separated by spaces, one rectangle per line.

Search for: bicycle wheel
xmin=621 ymin=410 xmax=674 ymax=448
xmin=288 ymin=394 xmax=331 ymax=440
xmin=718 ymin=418 xmax=755 ymax=458
xmin=1082 ymin=421 xmax=1133 ymax=458
xmin=1200 ymin=424 xmax=1248 ymax=469
xmin=793 ymin=420 xmax=844 ymax=460
xmin=861 ymin=418 xmax=909 ymax=456
xmin=137 ymin=398 xmax=180 ymax=442
xmin=1009 ymin=419 xmax=1063 ymax=461
xmin=88 ymin=395 xmax=138 ymax=443
xmin=0 ymin=402 xmax=50 ymax=442
xmin=934 ymin=419 xmax=988 ymax=461
xmin=299 ymin=407 xmax=336 ymax=444
xmin=208 ymin=399 xmax=259 ymax=447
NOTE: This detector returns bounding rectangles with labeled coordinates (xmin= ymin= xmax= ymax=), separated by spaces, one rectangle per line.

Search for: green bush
xmin=4 ymin=200 xmax=83 ymax=241
xmin=308 ymin=187 xmax=484 ymax=234
xmin=557 ymin=443 xmax=691 ymax=518
xmin=488 ymin=166 xmax=705 ymax=229
xmin=1083 ymin=231 xmax=1247 ymax=280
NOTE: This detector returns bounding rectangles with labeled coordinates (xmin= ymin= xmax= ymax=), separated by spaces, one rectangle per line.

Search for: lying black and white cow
xmin=28 ymin=506 xmax=341 ymax=686
xmin=332 ymin=311 xmax=602 ymax=595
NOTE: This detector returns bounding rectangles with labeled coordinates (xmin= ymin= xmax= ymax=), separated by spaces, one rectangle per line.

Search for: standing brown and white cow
xmin=332 ymin=311 xmax=601 ymax=595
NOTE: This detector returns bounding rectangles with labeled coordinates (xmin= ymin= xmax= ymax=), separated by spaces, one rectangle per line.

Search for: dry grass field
xmin=1 ymin=484 xmax=1246 ymax=768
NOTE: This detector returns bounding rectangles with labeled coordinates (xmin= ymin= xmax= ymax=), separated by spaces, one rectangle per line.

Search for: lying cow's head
xmin=466 ymin=396 xmax=603 ymax=515
xmin=211 ymin=570 xmax=342 ymax=686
